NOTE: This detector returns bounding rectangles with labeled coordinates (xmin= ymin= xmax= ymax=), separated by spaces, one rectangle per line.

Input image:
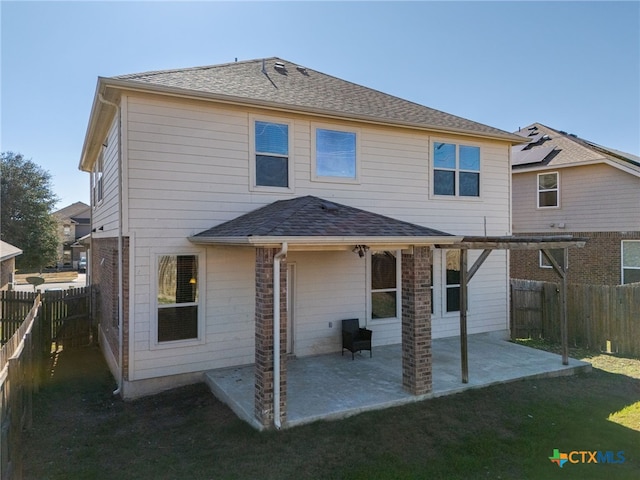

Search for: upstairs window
xmin=254 ymin=120 xmax=289 ymax=188
xmin=157 ymin=255 xmax=199 ymax=343
xmin=93 ymin=151 xmax=104 ymax=205
xmin=433 ymin=143 xmax=480 ymax=197
xmin=314 ymin=128 xmax=357 ymax=181
xmin=537 ymin=172 xmax=559 ymax=208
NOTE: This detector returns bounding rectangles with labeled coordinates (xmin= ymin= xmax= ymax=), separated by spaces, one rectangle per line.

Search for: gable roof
xmin=189 ymin=195 xmax=459 ymax=248
xmin=53 ymin=202 xmax=91 ymax=220
xmin=511 ymin=123 xmax=640 ymax=177
xmin=80 ymin=57 xmax=525 ymax=171
xmin=0 ymin=241 xmax=22 ymax=262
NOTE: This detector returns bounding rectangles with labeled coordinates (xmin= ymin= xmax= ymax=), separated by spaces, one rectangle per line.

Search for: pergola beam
xmin=436 ymin=235 xmax=586 ymax=383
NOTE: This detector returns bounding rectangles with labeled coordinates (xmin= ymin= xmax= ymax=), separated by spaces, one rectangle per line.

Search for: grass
xmin=24 ymin=343 xmax=639 ymax=479
xmin=15 ymin=271 xmax=78 ymax=284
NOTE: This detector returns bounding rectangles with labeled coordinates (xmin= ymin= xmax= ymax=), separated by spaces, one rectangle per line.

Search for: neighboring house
xmin=52 ymin=202 xmax=91 ymax=269
xmin=511 ymin=123 xmax=640 ymax=285
xmin=78 ymin=57 xmax=528 ymax=426
xmin=0 ymin=241 xmax=22 ymax=290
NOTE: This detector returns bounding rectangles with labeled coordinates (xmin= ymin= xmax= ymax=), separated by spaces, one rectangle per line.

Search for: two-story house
xmin=79 ymin=57 xmax=537 ymax=427
xmin=511 ymin=123 xmax=640 ymax=285
xmin=52 ymin=201 xmax=91 ymax=269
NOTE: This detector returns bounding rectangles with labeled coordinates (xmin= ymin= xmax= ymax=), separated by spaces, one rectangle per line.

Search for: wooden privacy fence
xmin=0 ymin=288 xmax=92 ymax=348
xmin=0 ymin=294 xmax=44 ymax=480
xmin=0 ymin=287 xmax=92 ymax=479
xmin=511 ymin=279 xmax=640 ymax=356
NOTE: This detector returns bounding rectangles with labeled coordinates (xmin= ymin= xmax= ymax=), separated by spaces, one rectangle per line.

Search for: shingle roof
xmin=110 ymin=57 xmax=522 ymax=142
xmin=0 ymin=241 xmax=22 ymax=261
xmin=53 ymin=202 xmax=91 ymax=220
xmin=512 ymin=123 xmax=640 ymax=175
xmin=190 ymin=196 xmax=455 ymax=246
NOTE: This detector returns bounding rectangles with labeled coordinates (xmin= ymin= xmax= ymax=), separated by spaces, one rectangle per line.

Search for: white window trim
xmin=93 ymin=149 xmax=104 ymax=207
xmin=539 ymin=249 xmax=566 ymax=269
xmin=537 ymin=171 xmax=560 ymax=209
xmin=430 ymin=139 xmax=482 ymax=200
xmin=311 ymin=123 xmax=361 ymax=184
xmin=249 ymin=115 xmax=295 ymax=193
xmin=367 ymin=249 xmax=402 ymax=324
xmin=539 ymin=250 xmax=552 ymax=269
xmin=151 ymin=250 xmax=206 ymax=350
xmin=621 ymin=240 xmax=640 ymax=284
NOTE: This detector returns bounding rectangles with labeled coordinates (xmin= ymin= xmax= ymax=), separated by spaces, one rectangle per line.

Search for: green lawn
xmin=24 ymin=343 xmax=639 ymax=479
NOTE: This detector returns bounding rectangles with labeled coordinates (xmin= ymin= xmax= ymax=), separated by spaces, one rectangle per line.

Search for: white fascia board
xmin=513 ymin=158 xmax=640 ymax=178
xmin=79 ymin=78 xmax=119 ymax=172
xmin=188 ymin=235 xmax=463 ymax=249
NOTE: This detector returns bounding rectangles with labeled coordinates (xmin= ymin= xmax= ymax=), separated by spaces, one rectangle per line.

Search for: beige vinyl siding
xmin=92 ymin=116 xmax=121 ymax=234
xmin=123 ymin=94 xmax=512 ymax=378
xmin=287 ymin=251 xmax=366 ymax=356
xmin=513 ymin=164 xmax=640 ymax=233
xmin=431 ymin=250 xmax=509 ymax=339
xmin=133 ymin=247 xmax=255 ymax=380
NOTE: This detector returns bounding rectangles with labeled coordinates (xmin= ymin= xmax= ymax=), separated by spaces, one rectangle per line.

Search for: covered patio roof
xmin=189 ymin=195 xmax=461 ymax=249
xmin=190 ymin=195 xmax=589 ymax=428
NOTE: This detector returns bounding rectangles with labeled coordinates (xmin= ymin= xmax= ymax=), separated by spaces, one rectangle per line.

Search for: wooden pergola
xmin=435 ymin=235 xmax=587 ymax=383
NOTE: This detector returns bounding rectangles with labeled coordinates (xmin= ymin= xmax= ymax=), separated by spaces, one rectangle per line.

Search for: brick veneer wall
xmin=510 ymin=231 xmax=640 ymax=285
xmin=91 ymin=236 xmax=130 ymax=379
xmin=254 ymin=247 xmax=287 ymax=428
xmin=401 ymin=246 xmax=432 ymax=395
xmin=0 ymin=258 xmax=15 ymax=290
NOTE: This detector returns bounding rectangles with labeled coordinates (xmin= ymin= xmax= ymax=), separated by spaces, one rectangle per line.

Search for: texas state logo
xmin=549 ymin=448 xmax=625 ymax=468
xmin=549 ymin=449 xmax=569 ymax=468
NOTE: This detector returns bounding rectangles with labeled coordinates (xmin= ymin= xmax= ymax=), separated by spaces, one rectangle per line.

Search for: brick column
xmin=254 ymin=247 xmax=287 ymax=428
xmin=401 ymin=246 xmax=432 ymax=395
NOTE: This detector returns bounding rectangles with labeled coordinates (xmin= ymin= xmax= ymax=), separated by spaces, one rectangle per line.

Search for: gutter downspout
xmin=273 ymin=242 xmax=288 ymax=429
xmin=99 ymin=93 xmax=124 ymax=397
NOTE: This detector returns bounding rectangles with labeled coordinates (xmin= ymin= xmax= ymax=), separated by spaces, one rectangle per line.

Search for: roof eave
xmin=96 ymin=77 xmax=527 ymax=145
xmin=512 ymin=158 xmax=640 ymax=177
xmin=78 ymin=77 xmax=119 ymax=172
xmin=188 ymin=235 xmax=463 ymax=248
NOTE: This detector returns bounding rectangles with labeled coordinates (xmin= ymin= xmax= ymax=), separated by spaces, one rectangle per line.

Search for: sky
xmin=1 ymin=0 xmax=639 ymax=210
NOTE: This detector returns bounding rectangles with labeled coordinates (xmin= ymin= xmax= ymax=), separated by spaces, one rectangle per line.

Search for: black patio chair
xmin=341 ymin=318 xmax=372 ymax=360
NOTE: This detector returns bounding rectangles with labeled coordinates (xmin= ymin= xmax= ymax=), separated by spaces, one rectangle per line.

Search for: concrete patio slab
xmin=204 ymin=333 xmax=591 ymax=430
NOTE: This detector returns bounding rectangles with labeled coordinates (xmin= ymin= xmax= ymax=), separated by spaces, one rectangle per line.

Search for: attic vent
xmin=320 ymin=201 xmax=339 ymax=213
xmin=274 ymin=62 xmax=286 ymax=71
xmin=296 ymin=65 xmax=307 ymax=74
